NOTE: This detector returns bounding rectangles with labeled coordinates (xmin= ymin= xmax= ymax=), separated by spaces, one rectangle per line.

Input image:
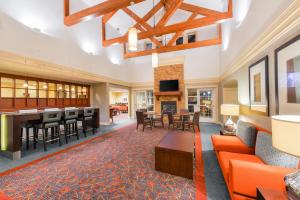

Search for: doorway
xmin=187 ymin=87 xmax=217 ymax=123
xmin=109 ymin=88 xmax=129 ymax=124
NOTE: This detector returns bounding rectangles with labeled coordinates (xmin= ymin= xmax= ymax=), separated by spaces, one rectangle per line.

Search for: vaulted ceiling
xmin=0 ymin=0 xmax=294 ymax=73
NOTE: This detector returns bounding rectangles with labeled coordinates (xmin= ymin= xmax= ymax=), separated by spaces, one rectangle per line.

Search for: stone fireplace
xmin=161 ymin=101 xmax=177 ymax=114
xmin=154 ymin=64 xmax=185 ymax=113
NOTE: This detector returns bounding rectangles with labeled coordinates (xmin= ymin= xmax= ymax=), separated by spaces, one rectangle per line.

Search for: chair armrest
xmin=229 ymin=160 xmax=296 ymax=198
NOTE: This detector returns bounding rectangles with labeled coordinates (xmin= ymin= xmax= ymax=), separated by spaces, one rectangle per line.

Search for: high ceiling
xmin=0 ymin=0 xmax=231 ymax=56
xmin=0 ymin=0 xmax=294 ymax=71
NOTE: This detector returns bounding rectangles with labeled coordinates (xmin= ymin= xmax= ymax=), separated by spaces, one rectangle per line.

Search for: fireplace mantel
xmin=154 ymin=91 xmax=182 ymax=101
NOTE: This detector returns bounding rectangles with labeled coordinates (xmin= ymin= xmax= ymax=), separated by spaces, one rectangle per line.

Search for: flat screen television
xmin=159 ymin=80 xmax=179 ymax=92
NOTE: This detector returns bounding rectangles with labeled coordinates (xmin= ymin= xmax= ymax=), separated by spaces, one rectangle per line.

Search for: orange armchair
xmin=228 ymin=160 xmax=295 ymax=199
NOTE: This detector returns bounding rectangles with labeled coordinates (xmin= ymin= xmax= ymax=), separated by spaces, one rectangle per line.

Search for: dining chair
xmin=62 ymin=108 xmax=79 ymax=143
xmin=179 ymin=108 xmax=190 ymax=122
xmin=152 ymin=112 xmax=164 ymax=128
xmin=183 ymin=111 xmax=200 ymax=132
xmin=34 ymin=110 xmax=62 ymax=151
xmin=136 ymin=111 xmax=152 ymax=131
xmin=19 ymin=109 xmax=39 ymax=150
xmin=167 ymin=112 xmax=182 ymax=129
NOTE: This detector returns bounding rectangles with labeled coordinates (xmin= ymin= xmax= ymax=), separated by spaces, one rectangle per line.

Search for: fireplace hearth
xmin=161 ymin=101 xmax=177 ymax=114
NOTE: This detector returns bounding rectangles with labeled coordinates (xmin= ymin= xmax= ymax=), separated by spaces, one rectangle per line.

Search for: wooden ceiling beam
xmin=167 ymin=12 xmax=197 ymax=46
xmin=180 ymin=3 xmax=223 ymax=17
xmin=102 ymin=11 xmax=118 ymax=24
xmin=122 ymin=7 xmax=163 ymax=48
xmin=156 ymin=0 xmax=183 ymax=28
xmin=103 ymin=16 xmax=225 ymax=46
xmin=64 ymin=0 xmax=145 ymax=26
xmin=122 ymin=8 xmax=153 ymax=31
xmin=124 ymin=38 xmax=221 ymax=58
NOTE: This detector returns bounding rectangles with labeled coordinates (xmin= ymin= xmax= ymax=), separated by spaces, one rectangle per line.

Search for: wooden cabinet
xmin=0 ymin=73 xmax=90 ymax=111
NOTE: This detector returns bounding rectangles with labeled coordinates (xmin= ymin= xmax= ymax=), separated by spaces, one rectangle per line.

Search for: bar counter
xmin=0 ymin=107 xmax=100 ymax=160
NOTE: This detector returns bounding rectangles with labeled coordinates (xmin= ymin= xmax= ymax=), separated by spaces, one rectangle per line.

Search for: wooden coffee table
xmin=155 ymin=132 xmax=194 ymax=179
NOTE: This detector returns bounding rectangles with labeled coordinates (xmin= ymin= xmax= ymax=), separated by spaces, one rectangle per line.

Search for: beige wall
xmin=91 ymin=83 xmax=110 ymax=124
xmin=219 ymin=27 xmax=300 ymax=131
xmin=109 ymin=92 xmax=128 ymax=104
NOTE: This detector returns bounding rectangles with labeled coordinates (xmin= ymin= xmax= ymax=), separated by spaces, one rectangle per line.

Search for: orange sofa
xmin=0 ymin=193 xmax=11 ymax=200
xmin=212 ymin=121 xmax=299 ymax=200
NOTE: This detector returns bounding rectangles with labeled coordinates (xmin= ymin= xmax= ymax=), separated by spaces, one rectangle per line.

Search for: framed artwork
xmin=275 ymin=34 xmax=300 ymax=114
xmin=248 ymin=56 xmax=269 ymax=115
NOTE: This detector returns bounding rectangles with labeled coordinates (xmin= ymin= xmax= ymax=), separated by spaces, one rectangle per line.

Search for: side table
xmin=256 ymin=187 xmax=288 ymax=200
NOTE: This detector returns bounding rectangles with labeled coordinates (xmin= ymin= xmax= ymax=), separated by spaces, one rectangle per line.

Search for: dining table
xmin=0 ymin=107 xmax=100 ymax=160
xmin=144 ymin=111 xmax=193 ymax=128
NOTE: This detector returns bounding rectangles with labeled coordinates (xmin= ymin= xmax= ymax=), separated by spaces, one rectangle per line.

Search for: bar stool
xmin=34 ymin=110 xmax=62 ymax=151
xmin=63 ymin=108 xmax=79 ymax=144
xmin=19 ymin=109 xmax=38 ymax=150
xmin=78 ymin=107 xmax=95 ymax=137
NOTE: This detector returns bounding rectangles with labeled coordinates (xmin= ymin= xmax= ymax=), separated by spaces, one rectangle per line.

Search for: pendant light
xmin=128 ymin=1 xmax=138 ymax=51
xmin=152 ymin=52 xmax=158 ymax=68
xmin=152 ymin=0 xmax=158 ymax=68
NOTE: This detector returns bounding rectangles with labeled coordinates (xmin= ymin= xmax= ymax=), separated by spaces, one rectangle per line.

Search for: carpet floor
xmin=0 ymin=125 xmax=195 ymax=200
xmin=0 ymin=123 xmax=229 ymax=200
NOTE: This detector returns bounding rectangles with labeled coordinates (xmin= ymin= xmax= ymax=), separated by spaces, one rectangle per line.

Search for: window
xmin=176 ymin=36 xmax=184 ymax=45
xmin=15 ymin=79 xmax=27 ymax=98
xmin=187 ymin=32 xmax=196 ymax=43
xmin=28 ymin=81 xmax=37 ymax=98
xmin=71 ymin=85 xmax=76 ymax=98
xmin=188 ymin=89 xmax=197 ymax=113
xmin=57 ymin=84 xmax=64 ymax=99
xmin=1 ymin=77 xmax=14 ymax=98
xmin=48 ymin=83 xmax=56 ymax=98
xmin=135 ymin=90 xmax=154 ymax=113
xmin=144 ymin=41 xmax=152 ymax=50
xmin=146 ymin=90 xmax=154 ymax=111
xmin=39 ymin=82 xmax=47 ymax=98
xmin=64 ymin=85 xmax=70 ymax=98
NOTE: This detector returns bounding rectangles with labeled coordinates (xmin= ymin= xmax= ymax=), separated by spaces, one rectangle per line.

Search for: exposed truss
xmin=64 ymin=0 xmax=232 ymax=59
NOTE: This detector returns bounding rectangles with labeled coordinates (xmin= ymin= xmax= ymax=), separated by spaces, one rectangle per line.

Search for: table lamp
xmin=272 ymin=115 xmax=300 ymax=199
xmin=221 ymin=104 xmax=240 ymax=133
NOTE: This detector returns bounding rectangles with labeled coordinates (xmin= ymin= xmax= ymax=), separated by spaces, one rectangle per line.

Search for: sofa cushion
xmin=211 ymin=135 xmax=254 ymax=154
xmin=236 ymin=120 xmax=257 ymax=147
xmin=255 ymin=131 xmax=299 ymax=169
xmin=218 ymin=151 xmax=264 ymax=182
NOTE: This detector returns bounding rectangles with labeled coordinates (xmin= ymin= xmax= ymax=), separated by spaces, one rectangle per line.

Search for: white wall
xmin=0 ymin=11 xmax=131 ymax=83
xmin=127 ymin=45 xmax=221 ymax=83
xmin=220 ymin=0 xmax=293 ymax=73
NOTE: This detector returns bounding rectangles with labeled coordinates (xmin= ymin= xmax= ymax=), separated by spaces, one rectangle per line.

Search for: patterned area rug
xmin=0 ymin=125 xmax=196 ymax=200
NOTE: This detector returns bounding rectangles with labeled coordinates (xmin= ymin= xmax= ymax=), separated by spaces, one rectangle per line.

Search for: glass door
xmin=133 ymin=90 xmax=154 ymax=117
xmin=198 ymin=88 xmax=216 ymax=123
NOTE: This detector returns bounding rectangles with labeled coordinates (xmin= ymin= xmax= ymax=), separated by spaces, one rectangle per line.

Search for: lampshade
xmin=272 ymin=115 xmax=300 ymax=157
xmin=128 ymin=27 xmax=137 ymax=51
xmin=152 ymin=52 xmax=158 ymax=68
xmin=220 ymin=104 xmax=240 ymax=116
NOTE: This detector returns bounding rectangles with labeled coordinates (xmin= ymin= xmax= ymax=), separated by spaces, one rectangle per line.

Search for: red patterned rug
xmin=0 ymin=124 xmax=204 ymax=200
